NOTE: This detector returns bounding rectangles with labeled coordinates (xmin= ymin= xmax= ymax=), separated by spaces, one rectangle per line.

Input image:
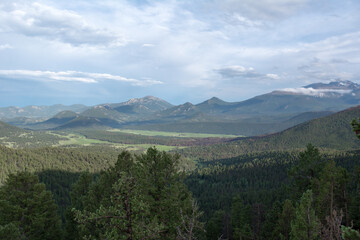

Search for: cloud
xmin=0 ymin=44 xmax=12 ymax=50
xmin=279 ymin=87 xmax=352 ymax=97
xmin=211 ymin=0 xmax=311 ymax=21
xmin=216 ymin=65 xmax=280 ymax=81
xmin=297 ymin=56 xmax=357 ymax=82
xmin=0 ymin=2 xmax=125 ymax=47
xmin=142 ymin=43 xmax=155 ymax=47
xmin=0 ymin=70 xmax=162 ymax=86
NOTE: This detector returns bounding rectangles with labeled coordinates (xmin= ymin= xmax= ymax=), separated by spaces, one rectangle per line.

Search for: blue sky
xmin=0 ymin=0 xmax=359 ymax=107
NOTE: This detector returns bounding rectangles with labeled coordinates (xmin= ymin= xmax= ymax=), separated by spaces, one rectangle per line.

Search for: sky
xmin=0 ymin=0 xmax=359 ymax=107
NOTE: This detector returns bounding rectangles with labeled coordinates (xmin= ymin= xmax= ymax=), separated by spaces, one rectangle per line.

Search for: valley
xmin=1 ymin=80 xmax=360 ymax=239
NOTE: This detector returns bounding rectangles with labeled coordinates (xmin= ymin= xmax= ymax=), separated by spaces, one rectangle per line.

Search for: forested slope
xmin=178 ymin=106 xmax=360 ymax=161
xmin=0 ymin=145 xmax=118 ymax=184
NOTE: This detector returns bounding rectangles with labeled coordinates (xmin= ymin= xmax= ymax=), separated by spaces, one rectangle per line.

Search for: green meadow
xmin=107 ymin=128 xmax=242 ymax=138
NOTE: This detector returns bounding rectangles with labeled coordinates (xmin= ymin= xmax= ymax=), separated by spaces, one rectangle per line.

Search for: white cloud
xmin=211 ymin=0 xmax=311 ymax=21
xmin=0 ymin=70 xmax=162 ymax=86
xmin=142 ymin=43 xmax=155 ymax=47
xmin=266 ymin=74 xmax=280 ymax=80
xmin=216 ymin=65 xmax=281 ymax=81
xmin=0 ymin=2 xmax=125 ymax=47
xmin=279 ymin=87 xmax=352 ymax=97
xmin=0 ymin=44 xmax=12 ymax=50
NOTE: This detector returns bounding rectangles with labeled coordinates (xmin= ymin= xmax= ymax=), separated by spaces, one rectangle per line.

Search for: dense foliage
xmin=0 ymin=172 xmax=62 ymax=240
xmin=1 ymin=107 xmax=360 ymax=239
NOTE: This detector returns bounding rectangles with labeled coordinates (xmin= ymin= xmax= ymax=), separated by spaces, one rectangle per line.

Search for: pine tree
xmin=0 ymin=172 xmax=63 ymax=240
xmin=288 ymin=144 xmax=325 ymax=199
xmin=72 ymin=148 xmax=195 ymax=240
xmin=231 ymin=196 xmax=253 ymax=240
xmin=277 ymin=199 xmax=296 ymax=240
xmin=290 ymin=190 xmax=319 ymax=240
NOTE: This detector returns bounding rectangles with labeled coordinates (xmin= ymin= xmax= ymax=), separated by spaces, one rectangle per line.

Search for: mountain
xmin=0 ymin=104 xmax=88 ymax=119
xmin=304 ymin=80 xmax=360 ymax=91
xmin=224 ymin=80 xmax=360 ymax=115
xmin=81 ymin=106 xmax=128 ymax=122
xmin=178 ymin=105 xmax=360 ymax=160
xmin=0 ymin=120 xmax=27 ymax=135
xmin=109 ymin=96 xmax=174 ymax=114
xmin=195 ymin=97 xmax=234 ymax=114
xmin=21 ymin=96 xmax=174 ymax=130
xmin=54 ymin=115 xmax=118 ymax=130
xmin=26 ymin=111 xmax=80 ymax=130
xmin=154 ymin=102 xmax=204 ymax=120
xmin=4 ymin=81 xmax=360 ymax=133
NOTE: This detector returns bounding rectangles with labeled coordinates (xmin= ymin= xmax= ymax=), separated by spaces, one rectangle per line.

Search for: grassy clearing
xmin=108 ymin=129 xmax=242 ymax=138
xmin=50 ymin=132 xmax=182 ymax=151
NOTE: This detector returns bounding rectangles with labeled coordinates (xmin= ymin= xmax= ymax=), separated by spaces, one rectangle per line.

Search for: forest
xmin=0 ymin=118 xmax=360 ymax=239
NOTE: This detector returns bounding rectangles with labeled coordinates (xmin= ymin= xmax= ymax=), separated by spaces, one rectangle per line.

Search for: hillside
xmin=177 ymin=106 xmax=360 ymax=161
xmin=0 ymin=120 xmax=65 ymax=148
xmin=0 ymin=145 xmax=118 ymax=184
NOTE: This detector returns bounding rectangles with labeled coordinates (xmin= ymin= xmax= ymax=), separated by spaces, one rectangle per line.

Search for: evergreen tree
xmin=290 ymin=190 xmax=319 ymax=240
xmin=276 ymin=199 xmax=296 ymax=240
xmin=206 ymin=210 xmax=226 ymax=240
xmin=231 ymin=196 xmax=253 ymax=240
xmin=136 ymin=147 xmax=193 ymax=239
xmin=0 ymin=172 xmax=63 ymax=240
xmin=260 ymin=200 xmax=282 ymax=240
xmin=288 ymin=144 xmax=325 ymax=199
xmin=72 ymin=148 xmax=196 ymax=240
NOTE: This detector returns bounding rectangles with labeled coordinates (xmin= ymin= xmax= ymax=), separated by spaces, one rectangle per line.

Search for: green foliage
xmin=312 ymin=160 xmax=349 ymax=224
xmin=179 ymin=107 xmax=360 ymax=161
xmin=0 ymin=172 xmax=62 ymax=240
xmin=276 ymin=199 xmax=296 ymax=240
xmin=342 ymin=225 xmax=360 ymax=240
xmin=0 ymin=223 xmax=22 ymax=240
xmin=206 ymin=210 xmax=226 ymax=240
xmin=0 ymin=145 xmax=118 ymax=184
xmin=288 ymin=143 xmax=325 ymax=198
xmin=71 ymin=148 xmax=200 ymax=240
xmin=290 ymin=190 xmax=320 ymax=240
xmin=231 ymin=196 xmax=253 ymax=240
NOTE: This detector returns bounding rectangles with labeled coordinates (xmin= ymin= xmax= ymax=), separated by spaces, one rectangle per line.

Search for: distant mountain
xmin=154 ymin=80 xmax=360 ymax=120
xmin=109 ymin=96 xmax=174 ymax=114
xmin=54 ymin=115 xmax=118 ymax=130
xmin=304 ymin=80 xmax=360 ymax=91
xmin=81 ymin=106 xmax=128 ymax=122
xmin=4 ymin=81 xmax=360 ymax=133
xmin=0 ymin=104 xmax=88 ymax=119
xmin=56 ymin=96 xmax=173 ymax=129
xmin=18 ymin=96 xmax=174 ymax=130
xmin=195 ymin=97 xmax=234 ymax=114
xmin=27 ymin=111 xmax=80 ymax=130
xmin=154 ymin=102 xmax=204 ymax=120
xmin=222 ymin=80 xmax=360 ymax=115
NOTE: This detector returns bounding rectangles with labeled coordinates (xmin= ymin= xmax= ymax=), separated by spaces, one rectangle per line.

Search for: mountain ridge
xmin=2 ymin=80 xmax=360 ymax=134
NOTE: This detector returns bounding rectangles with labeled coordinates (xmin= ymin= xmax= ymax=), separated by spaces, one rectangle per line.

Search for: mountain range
xmin=2 ymin=80 xmax=360 ymax=136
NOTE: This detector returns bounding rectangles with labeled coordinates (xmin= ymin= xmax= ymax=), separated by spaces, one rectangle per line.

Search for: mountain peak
xmin=304 ymin=80 xmax=360 ymax=90
xmin=208 ymin=97 xmax=225 ymax=103
xmin=124 ymin=96 xmax=167 ymax=105
xmin=52 ymin=110 xmax=78 ymax=119
xmin=272 ymin=80 xmax=359 ymax=97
